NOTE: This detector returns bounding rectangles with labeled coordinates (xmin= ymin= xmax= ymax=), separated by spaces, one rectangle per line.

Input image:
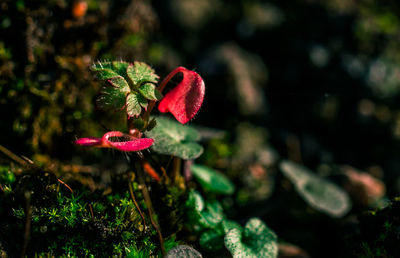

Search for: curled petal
xmin=108 ymin=138 xmax=154 ymax=152
xmin=75 ymin=137 xmax=102 ymax=146
xmin=75 ymin=131 xmax=153 ymax=151
xmin=158 ymin=67 xmax=205 ymax=124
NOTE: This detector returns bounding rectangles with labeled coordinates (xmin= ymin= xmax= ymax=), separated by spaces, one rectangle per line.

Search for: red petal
xmin=158 ymin=67 xmax=205 ymax=124
xmin=108 ymin=138 xmax=154 ymax=151
xmin=75 ymin=137 xmax=102 ymax=146
xmin=76 ymin=131 xmax=153 ymax=151
xmin=103 ymin=131 xmax=154 ymax=151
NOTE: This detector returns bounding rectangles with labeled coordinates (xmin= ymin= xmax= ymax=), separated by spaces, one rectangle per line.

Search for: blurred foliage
xmin=2 ymin=0 xmax=400 ymax=257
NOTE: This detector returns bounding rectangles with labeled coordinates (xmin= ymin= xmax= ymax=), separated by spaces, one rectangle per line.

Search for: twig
xmin=0 ymin=144 xmax=30 ymax=169
xmin=57 ymin=178 xmax=74 ymax=193
xmin=135 ymin=162 xmax=165 ymax=255
xmin=128 ymin=180 xmax=147 ymax=232
xmin=21 ymin=192 xmax=32 ymax=258
xmin=88 ymin=203 xmax=95 ymax=221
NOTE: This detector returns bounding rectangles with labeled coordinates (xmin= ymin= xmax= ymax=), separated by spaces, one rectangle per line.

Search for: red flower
xmin=75 ymin=131 xmax=153 ymax=152
xmin=158 ymin=67 xmax=205 ymax=124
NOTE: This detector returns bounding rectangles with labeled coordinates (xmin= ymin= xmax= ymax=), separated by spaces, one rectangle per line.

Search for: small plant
xmin=74 ymin=61 xmax=207 ymax=254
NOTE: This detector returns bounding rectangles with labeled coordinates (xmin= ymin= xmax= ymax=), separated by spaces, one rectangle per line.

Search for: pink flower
xmin=75 ymin=131 xmax=153 ymax=151
xmin=158 ymin=67 xmax=205 ymax=124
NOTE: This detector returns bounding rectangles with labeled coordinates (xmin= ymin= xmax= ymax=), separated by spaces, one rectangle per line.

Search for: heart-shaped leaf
xmin=191 ymin=164 xmax=235 ymax=195
xmin=165 ymin=245 xmax=203 ymax=258
xmin=199 ymin=220 xmax=243 ymax=251
xmin=186 ymin=190 xmax=225 ymax=229
xmin=127 ymin=61 xmax=159 ymax=86
xmin=200 ymin=230 xmax=224 ymax=251
xmin=145 ymin=116 xmax=203 ymax=160
xmin=279 ymin=160 xmax=351 ymax=218
xmin=224 ymin=218 xmax=278 ymax=258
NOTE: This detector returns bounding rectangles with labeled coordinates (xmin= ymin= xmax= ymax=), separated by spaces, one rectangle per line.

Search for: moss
xmin=357 ymin=197 xmax=400 ymax=258
xmin=0 ymin=162 xmax=183 ymax=257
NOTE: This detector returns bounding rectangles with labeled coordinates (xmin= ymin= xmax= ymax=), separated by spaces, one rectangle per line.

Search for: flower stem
xmin=143 ymin=67 xmax=185 ymax=121
xmin=135 ymin=162 xmax=165 ymax=255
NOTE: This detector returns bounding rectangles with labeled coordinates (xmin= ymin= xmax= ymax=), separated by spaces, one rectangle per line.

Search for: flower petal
xmin=76 ymin=131 xmax=153 ymax=152
xmin=75 ymin=137 xmax=102 ymax=146
xmin=108 ymin=138 xmax=154 ymax=152
xmin=158 ymin=67 xmax=205 ymax=124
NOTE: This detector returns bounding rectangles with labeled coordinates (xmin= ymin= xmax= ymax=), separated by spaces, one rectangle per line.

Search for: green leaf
xmin=126 ymin=93 xmax=142 ymax=118
xmin=221 ymin=220 xmax=242 ymax=235
xmin=146 ymin=118 xmax=157 ymax=131
xmin=92 ymin=61 xmax=113 ymax=71
xmin=191 ymin=164 xmax=235 ymax=195
xmin=165 ymin=245 xmax=202 ymax=258
xmin=186 ymin=190 xmax=224 ymax=229
xmin=139 ymin=83 xmax=163 ymax=100
xmin=186 ymin=189 xmax=204 ymax=211
xmin=279 ymin=160 xmax=351 ymax=218
xmin=96 ymin=76 xmax=130 ymax=111
xmin=145 ymin=116 xmax=203 ymax=159
xmin=127 ymin=61 xmax=159 ymax=86
xmin=224 ymin=218 xmax=278 ymax=258
xmin=108 ymin=76 xmax=130 ymax=90
xmin=200 ymin=230 xmax=224 ymax=251
xmin=112 ymin=61 xmax=130 ymax=78
xmin=137 ymin=93 xmax=148 ymax=110
xmin=133 ymin=117 xmax=145 ymax=130
xmin=93 ymin=68 xmax=120 ymax=80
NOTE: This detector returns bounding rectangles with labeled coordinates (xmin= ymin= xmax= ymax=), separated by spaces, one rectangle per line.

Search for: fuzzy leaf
xmin=191 ymin=164 xmax=235 ymax=195
xmin=139 ymin=83 xmax=163 ymax=100
xmin=126 ymin=93 xmax=142 ymax=118
xmin=127 ymin=61 xmax=159 ymax=86
xmin=137 ymin=93 xmax=148 ymax=109
xmin=158 ymin=67 xmax=205 ymax=124
xmin=92 ymin=61 xmax=113 ymax=71
xmin=224 ymin=218 xmax=278 ymax=258
xmin=145 ymin=116 xmax=203 ymax=160
xmin=96 ymin=76 xmax=130 ymax=111
xmin=279 ymin=160 xmax=351 ymax=218
xmin=93 ymin=68 xmax=120 ymax=80
xmin=112 ymin=61 xmax=129 ymax=78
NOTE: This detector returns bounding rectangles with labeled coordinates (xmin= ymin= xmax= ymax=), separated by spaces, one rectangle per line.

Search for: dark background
xmin=1 ymin=0 xmax=400 ymax=256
